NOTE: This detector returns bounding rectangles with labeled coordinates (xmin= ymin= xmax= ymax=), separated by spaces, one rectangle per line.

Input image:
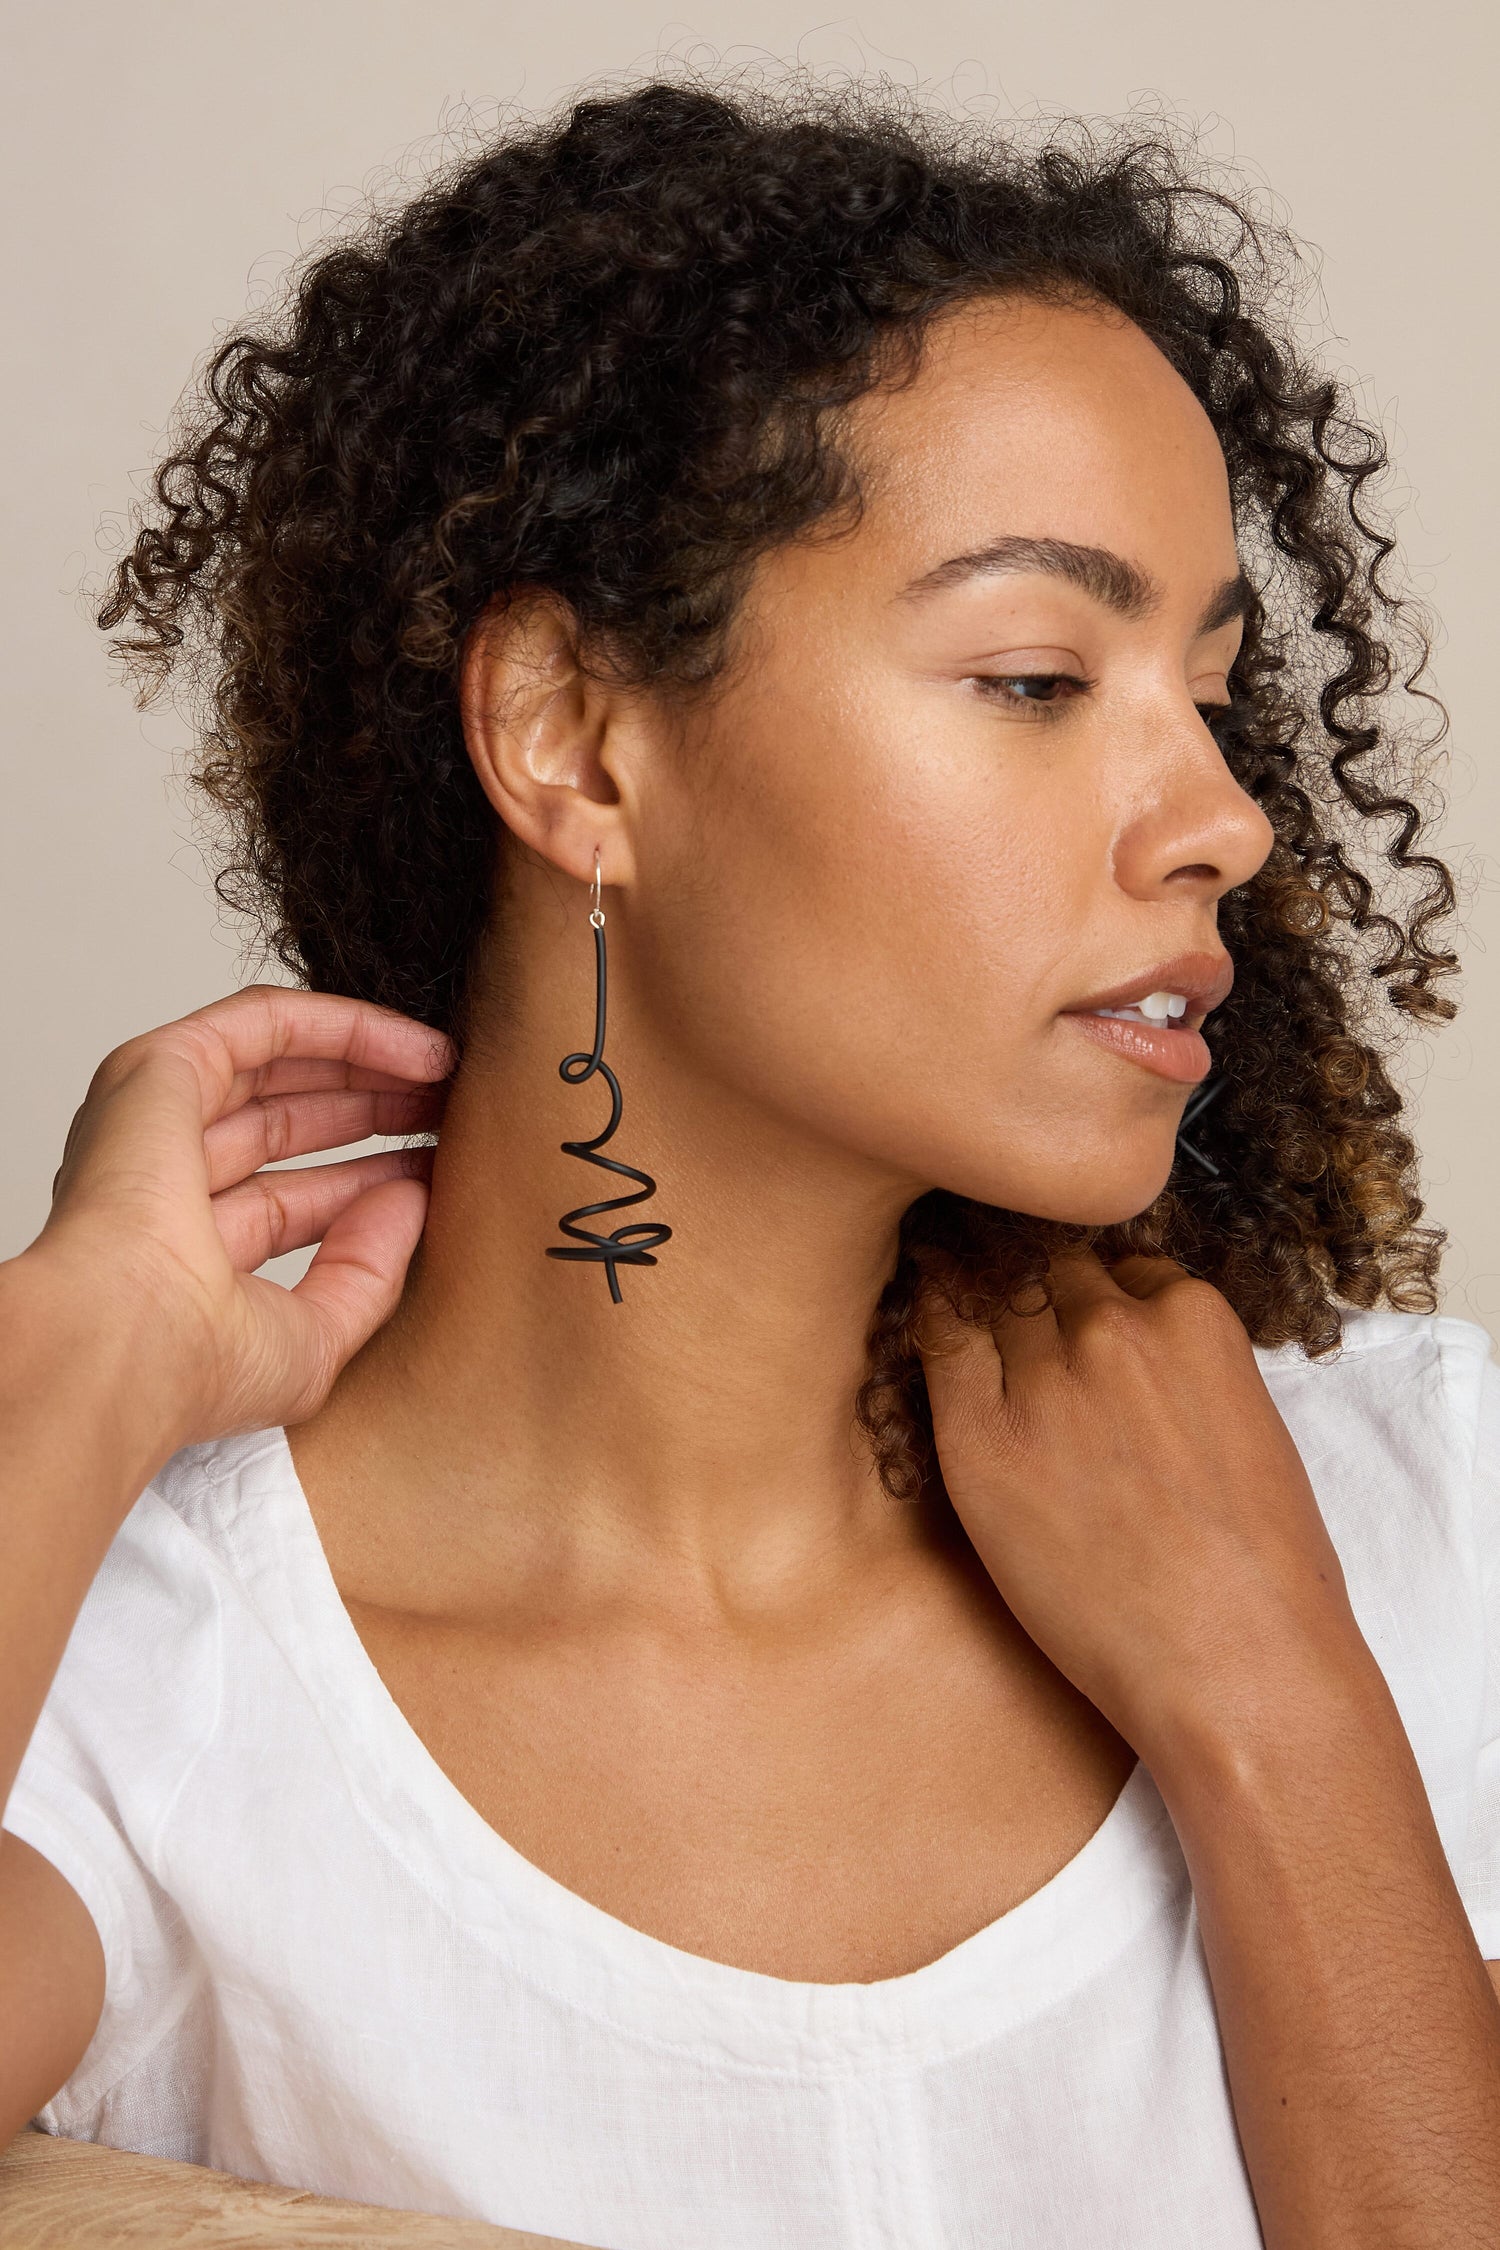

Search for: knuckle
xmin=98 ymin=1019 xmax=199 ymax=1088
xmin=1167 ymin=1275 xmax=1237 ymax=1327
xmin=164 ymin=1009 xmax=228 ymax=1061
xmin=261 ymin=1097 xmax=294 ymax=1166
xmin=1081 ymin=1295 xmax=1143 ymax=1348
xmin=87 ymin=1035 xmax=149 ymax=1095
xmin=160 ymin=1011 xmax=240 ymax=1093
xmin=259 ymin=1178 xmax=297 ymax=1256
xmin=50 ymin=1102 xmax=92 ymax=1195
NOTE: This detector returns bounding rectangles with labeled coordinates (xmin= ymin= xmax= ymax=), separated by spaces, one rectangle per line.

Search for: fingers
xmin=1026 ymin=1246 xmax=1116 ymax=1320
xmin=916 ymin=1247 xmax=1198 ymax=1378
xmin=920 ymin=1248 xmax=1197 ymax=1405
xmin=914 ymin=1258 xmax=1053 ymax=1396
xmin=1099 ymin=1252 xmax=1193 ymax=1302
xmin=215 ymin=1053 xmax=453 ymax=1112
xmin=982 ymin=1278 xmax=1058 ymax=1379
xmin=201 ymin=1085 xmax=446 ymax=1195
xmin=53 ymin=988 xmax=456 ymax=1217
xmin=108 ymin=985 xmax=455 ymax=1132
xmin=210 ymin=1144 xmax=435 ymax=1272
xmin=1038 ymin=1248 xmax=1192 ymax=1326
xmin=913 ymin=1285 xmax=1004 ymax=1453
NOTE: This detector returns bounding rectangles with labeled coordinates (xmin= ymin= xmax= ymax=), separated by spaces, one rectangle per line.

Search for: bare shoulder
xmin=0 ymin=1832 xmax=106 ymax=2149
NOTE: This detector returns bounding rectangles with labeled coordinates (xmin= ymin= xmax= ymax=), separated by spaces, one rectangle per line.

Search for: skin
xmin=2 ymin=293 xmax=1500 ymax=2247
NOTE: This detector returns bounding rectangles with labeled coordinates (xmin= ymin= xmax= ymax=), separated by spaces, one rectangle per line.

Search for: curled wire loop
xmin=546 ymin=909 xmax=672 ymax=1305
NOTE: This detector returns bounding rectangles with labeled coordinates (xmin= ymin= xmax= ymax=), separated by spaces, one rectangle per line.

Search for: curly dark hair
xmin=98 ymin=72 xmax=1460 ymax=1504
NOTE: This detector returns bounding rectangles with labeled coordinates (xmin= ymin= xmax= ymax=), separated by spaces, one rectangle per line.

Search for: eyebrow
xmin=897 ymin=534 xmax=1253 ymax=637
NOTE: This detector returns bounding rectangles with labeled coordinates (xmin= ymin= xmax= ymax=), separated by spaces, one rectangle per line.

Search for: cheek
xmin=643 ymin=677 xmax=1096 ymax=1184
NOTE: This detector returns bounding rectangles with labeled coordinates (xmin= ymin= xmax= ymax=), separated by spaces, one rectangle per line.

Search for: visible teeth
xmin=1094 ymin=990 xmax=1190 ymax=1025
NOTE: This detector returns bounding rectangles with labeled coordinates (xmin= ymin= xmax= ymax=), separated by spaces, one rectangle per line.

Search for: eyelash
xmin=972 ymin=673 xmax=1232 ymax=726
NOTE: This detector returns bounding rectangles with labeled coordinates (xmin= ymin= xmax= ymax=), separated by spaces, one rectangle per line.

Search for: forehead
xmin=840 ymin=292 xmax=1236 ymax=582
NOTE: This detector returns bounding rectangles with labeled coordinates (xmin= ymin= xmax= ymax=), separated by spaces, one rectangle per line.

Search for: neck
xmin=311 ymin=937 xmax=931 ymax=1601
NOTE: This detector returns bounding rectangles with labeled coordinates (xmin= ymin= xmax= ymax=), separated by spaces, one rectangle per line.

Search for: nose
xmin=1110 ymin=713 xmax=1274 ymax=906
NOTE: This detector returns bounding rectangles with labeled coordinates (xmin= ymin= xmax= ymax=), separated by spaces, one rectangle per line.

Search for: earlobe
xmin=458 ymin=590 xmax=633 ymax=889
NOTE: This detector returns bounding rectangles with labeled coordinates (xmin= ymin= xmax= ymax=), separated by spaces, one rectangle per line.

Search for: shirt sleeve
xmin=1454 ymin=1340 xmax=1500 ymax=1959
xmin=2 ymin=1481 xmax=219 ymax=2121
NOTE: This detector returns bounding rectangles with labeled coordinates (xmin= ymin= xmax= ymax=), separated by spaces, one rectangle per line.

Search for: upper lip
xmin=1063 ymin=949 xmax=1235 ymax=1024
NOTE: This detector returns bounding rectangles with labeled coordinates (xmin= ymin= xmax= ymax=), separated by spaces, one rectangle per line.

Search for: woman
xmin=2 ymin=72 xmax=1498 ymax=2250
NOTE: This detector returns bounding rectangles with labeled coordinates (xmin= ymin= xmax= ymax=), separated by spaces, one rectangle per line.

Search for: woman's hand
xmin=915 ymin=1248 xmax=1368 ymax=1766
xmin=21 ymin=983 xmax=454 ymax=1465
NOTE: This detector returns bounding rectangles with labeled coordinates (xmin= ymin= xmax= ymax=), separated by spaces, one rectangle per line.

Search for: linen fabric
xmin=6 ymin=1304 xmax=1500 ymax=2250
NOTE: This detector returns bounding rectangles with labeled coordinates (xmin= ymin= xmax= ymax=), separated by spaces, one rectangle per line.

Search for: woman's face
xmin=634 ymin=290 xmax=1276 ymax=1226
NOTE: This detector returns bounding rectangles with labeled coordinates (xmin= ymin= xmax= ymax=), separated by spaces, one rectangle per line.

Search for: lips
xmin=1058 ymin=949 xmax=1233 ymax=1088
xmin=1066 ymin=1010 xmax=1213 ymax=1085
xmin=1062 ymin=949 xmax=1235 ymax=1029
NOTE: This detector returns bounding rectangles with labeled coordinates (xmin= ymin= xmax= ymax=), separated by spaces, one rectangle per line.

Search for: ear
xmin=459 ymin=590 xmax=640 ymax=892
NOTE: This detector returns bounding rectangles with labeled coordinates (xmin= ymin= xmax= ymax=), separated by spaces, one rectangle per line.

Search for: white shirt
xmin=7 ymin=1304 xmax=1500 ymax=2250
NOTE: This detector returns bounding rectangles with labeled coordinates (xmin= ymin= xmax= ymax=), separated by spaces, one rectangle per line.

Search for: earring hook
xmin=589 ymin=848 xmax=604 ymax=929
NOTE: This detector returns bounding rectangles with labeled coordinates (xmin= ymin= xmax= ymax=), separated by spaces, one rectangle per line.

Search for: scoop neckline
xmin=210 ymin=1423 xmax=1187 ymax=2072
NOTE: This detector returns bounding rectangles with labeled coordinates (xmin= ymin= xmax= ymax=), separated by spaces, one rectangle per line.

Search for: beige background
xmin=4 ymin=1 xmax=1495 ymax=1334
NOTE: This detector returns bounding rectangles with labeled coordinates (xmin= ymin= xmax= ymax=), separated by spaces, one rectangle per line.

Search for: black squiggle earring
xmin=545 ymin=849 xmax=672 ymax=1304
xmin=1175 ymin=1073 xmax=1225 ymax=1176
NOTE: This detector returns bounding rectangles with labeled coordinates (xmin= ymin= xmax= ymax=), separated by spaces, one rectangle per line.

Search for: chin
xmin=992 ymin=1150 xmax=1177 ymax=1228
xmin=1061 ymin=1191 xmax=1172 ymax=1227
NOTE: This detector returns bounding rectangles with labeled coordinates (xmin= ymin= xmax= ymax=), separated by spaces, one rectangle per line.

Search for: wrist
xmin=0 ymin=1241 xmax=202 ymax=1509
xmin=1133 ymin=1618 xmax=1403 ymax=1821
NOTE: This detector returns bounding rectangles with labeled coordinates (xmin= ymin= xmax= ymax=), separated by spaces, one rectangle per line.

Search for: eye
xmin=971 ymin=672 xmax=1093 ymax=715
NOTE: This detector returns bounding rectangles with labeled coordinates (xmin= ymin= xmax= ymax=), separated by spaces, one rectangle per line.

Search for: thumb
xmin=278 ymin=1172 xmax=433 ymax=1416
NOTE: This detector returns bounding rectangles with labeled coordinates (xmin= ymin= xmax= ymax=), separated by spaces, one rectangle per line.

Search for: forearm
xmin=0 ymin=2129 xmax=589 ymax=2247
xmin=0 ymin=1249 xmax=181 ymax=1818
xmin=1148 ymin=1630 xmax=1500 ymax=2249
